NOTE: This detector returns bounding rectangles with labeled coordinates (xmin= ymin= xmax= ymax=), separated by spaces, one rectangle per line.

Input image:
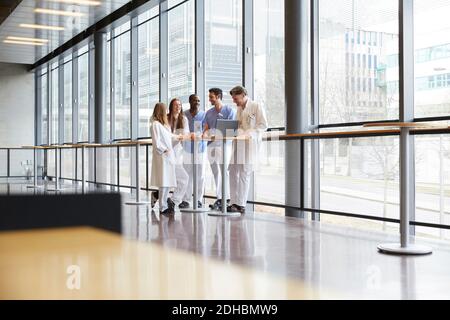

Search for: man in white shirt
xmin=227 ymin=86 xmax=268 ymax=213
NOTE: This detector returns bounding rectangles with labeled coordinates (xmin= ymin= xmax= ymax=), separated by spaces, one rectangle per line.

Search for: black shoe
xmin=151 ymin=191 xmax=159 ymax=208
xmin=210 ymin=199 xmax=222 ymax=210
xmin=227 ymin=204 xmax=245 ymax=213
xmin=160 ymin=207 xmax=174 ymax=215
xmin=179 ymin=201 xmax=189 ymax=209
xmin=167 ymin=198 xmax=175 ymax=210
xmin=197 ymin=201 xmax=203 ymax=208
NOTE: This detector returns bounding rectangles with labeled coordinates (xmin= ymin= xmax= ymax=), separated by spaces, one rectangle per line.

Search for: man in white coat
xmin=227 ymin=86 xmax=268 ymax=213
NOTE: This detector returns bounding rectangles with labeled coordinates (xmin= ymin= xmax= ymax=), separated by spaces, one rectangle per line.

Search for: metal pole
xmin=125 ymin=143 xmax=149 ymax=206
xmin=222 ymin=139 xmax=227 ymax=214
xmin=208 ymin=138 xmax=240 ymax=217
xmin=193 ymin=139 xmax=198 ymax=209
xmin=82 ymin=145 xmax=86 ymax=193
xmin=27 ymin=148 xmax=41 ymax=189
xmin=136 ymin=143 xmax=140 ymax=202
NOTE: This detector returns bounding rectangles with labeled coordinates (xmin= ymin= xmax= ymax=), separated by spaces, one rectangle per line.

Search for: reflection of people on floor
xmin=211 ymin=216 xmax=255 ymax=262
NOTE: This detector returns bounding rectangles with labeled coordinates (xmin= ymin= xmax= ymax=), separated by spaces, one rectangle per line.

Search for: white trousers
xmin=229 ymin=164 xmax=252 ymax=207
xmin=207 ymin=143 xmax=231 ymax=200
xmin=172 ymin=164 xmax=189 ymax=203
xmin=183 ymin=153 xmax=206 ymax=203
xmin=159 ymin=187 xmax=170 ymax=211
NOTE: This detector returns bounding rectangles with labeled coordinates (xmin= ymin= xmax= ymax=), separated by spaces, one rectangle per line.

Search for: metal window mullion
xmin=46 ymin=63 xmax=51 ymax=146
xmin=35 ymin=73 xmax=42 ymax=146
xmin=88 ymin=40 xmax=95 ymax=143
xmin=195 ymin=0 xmax=205 ymax=108
xmin=310 ymin=0 xmax=320 ymax=221
xmin=131 ymin=17 xmax=139 ymax=191
xmin=399 ymin=0 xmax=416 ymax=238
xmin=110 ymin=35 xmax=116 ymax=141
xmin=59 ymin=59 xmax=64 ymax=146
xmin=131 ymin=17 xmax=139 ymax=140
xmin=244 ymin=0 xmax=255 ymax=212
xmin=73 ymin=53 xmax=79 ymax=143
xmin=88 ymin=40 xmax=96 ymax=185
xmin=243 ymin=0 xmax=254 ymax=96
xmin=160 ymin=1 xmax=169 ymax=104
xmin=72 ymin=53 xmax=79 ymax=180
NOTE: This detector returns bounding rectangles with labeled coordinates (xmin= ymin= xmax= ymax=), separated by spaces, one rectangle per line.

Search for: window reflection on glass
xmin=205 ymin=0 xmax=242 ymax=107
xmin=319 ymin=0 xmax=399 ymax=124
xmin=168 ymin=0 xmax=195 ymax=102
xmin=138 ymin=16 xmax=159 ymax=137
xmin=78 ymin=52 xmax=89 ymax=142
xmin=254 ymin=0 xmax=285 ymax=128
xmin=414 ymin=0 xmax=450 ymax=118
xmin=114 ymin=30 xmax=131 ymax=139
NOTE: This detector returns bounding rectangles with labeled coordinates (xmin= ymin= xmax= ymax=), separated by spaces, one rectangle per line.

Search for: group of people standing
xmin=150 ymin=85 xmax=268 ymax=215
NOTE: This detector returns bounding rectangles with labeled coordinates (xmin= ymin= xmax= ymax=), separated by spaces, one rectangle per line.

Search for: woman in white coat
xmin=150 ymin=102 xmax=180 ymax=215
xmin=168 ymin=98 xmax=191 ymax=209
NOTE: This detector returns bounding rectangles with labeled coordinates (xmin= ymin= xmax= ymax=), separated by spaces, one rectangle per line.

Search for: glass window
xmin=415 ymin=135 xmax=450 ymax=240
xmin=78 ymin=51 xmax=89 ymax=142
xmin=168 ymin=0 xmax=195 ymax=102
xmin=319 ymin=0 xmax=399 ymax=124
xmin=320 ymin=136 xmax=400 ymax=232
xmin=254 ymin=0 xmax=285 ymax=128
xmin=63 ymin=61 xmax=72 ymax=143
xmin=414 ymin=0 xmax=450 ymax=118
xmin=138 ymin=16 xmax=160 ymax=137
xmin=205 ymin=0 xmax=243 ymax=107
xmin=51 ymin=66 xmax=59 ymax=144
xmin=114 ymin=28 xmax=131 ymax=139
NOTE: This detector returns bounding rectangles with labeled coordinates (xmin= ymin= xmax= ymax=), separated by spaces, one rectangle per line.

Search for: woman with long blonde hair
xmin=150 ymin=102 xmax=178 ymax=214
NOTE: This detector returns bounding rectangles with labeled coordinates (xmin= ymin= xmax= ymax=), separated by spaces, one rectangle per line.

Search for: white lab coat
xmin=150 ymin=121 xmax=177 ymax=188
xmin=171 ymin=117 xmax=190 ymax=203
xmin=230 ymin=100 xmax=268 ymax=170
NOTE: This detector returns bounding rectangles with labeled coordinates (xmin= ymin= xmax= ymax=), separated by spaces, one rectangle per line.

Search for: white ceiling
xmin=0 ymin=0 xmax=131 ymax=65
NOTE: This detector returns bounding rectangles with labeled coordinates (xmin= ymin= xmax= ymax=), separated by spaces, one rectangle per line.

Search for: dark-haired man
xmin=203 ymin=88 xmax=236 ymax=210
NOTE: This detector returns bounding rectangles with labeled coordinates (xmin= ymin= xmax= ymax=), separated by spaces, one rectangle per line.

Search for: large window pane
xmin=320 ymin=137 xmax=400 ymax=232
xmin=319 ymin=0 xmax=399 ymax=124
xmin=63 ymin=61 xmax=72 ymax=143
xmin=415 ymin=135 xmax=450 ymax=240
xmin=254 ymin=0 xmax=284 ymax=128
xmin=205 ymin=0 xmax=242 ymax=107
xmin=168 ymin=0 xmax=195 ymax=101
xmin=138 ymin=17 xmax=160 ymax=137
xmin=78 ymin=52 xmax=89 ymax=142
xmin=51 ymin=66 xmax=59 ymax=144
xmin=41 ymin=73 xmax=48 ymax=145
xmin=414 ymin=0 xmax=450 ymax=118
xmin=114 ymin=29 xmax=131 ymax=139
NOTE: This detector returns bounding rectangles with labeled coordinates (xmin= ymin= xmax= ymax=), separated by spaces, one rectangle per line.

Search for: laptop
xmin=216 ymin=119 xmax=239 ymax=137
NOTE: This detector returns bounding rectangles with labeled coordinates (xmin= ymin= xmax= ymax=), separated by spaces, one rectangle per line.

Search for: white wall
xmin=0 ymin=62 xmax=34 ymax=147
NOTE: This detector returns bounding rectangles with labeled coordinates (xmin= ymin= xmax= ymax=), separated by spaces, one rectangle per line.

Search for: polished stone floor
xmin=2 ymin=178 xmax=450 ymax=299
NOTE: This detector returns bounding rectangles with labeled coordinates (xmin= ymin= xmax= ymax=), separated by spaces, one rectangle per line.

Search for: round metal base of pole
xmin=377 ymin=243 xmax=432 ymax=255
xmin=125 ymin=201 xmax=151 ymax=206
xmin=208 ymin=211 xmax=241 ymax=217
xmin=180 ymin=207 xmax=211 ymax=213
